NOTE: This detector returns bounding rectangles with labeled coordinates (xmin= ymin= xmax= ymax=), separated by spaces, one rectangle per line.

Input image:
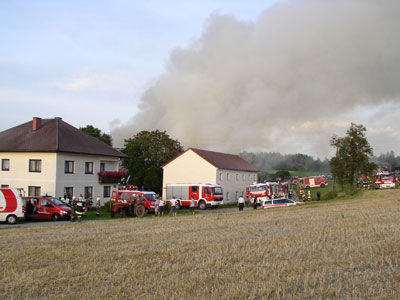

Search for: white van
xmin=0 ymin=188 xmax=25 ymax=224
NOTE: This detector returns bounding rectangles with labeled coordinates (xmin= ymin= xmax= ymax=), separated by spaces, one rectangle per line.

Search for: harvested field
xmin=1 ymin=189 xmax=400 ymax=299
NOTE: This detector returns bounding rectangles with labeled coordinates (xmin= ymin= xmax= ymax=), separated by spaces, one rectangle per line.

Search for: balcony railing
xmin=98 ymin=171 xmax=127 ymax=184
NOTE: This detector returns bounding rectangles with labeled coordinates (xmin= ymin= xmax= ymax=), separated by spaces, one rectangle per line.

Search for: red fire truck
xmin=0 ymin=188 xmax=25 ymax=224
xmin=374 ymin=172 xmax=396 ymax=189
xmin=246 ymin=182 xmax=286 ymax=203
xmin=165 ymin=183 xmax=223 ymax=210
xmin=300 ymin=176 xmax=328 ymax=189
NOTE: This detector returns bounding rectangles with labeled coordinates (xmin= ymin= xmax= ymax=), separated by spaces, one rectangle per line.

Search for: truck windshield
xmin=50 ymin=198 xmax=65 ymax=206
xmin=144 ymin=193 xmax=157 ymax=201
xmin=212 ymin=187 xmax=223 ymax=195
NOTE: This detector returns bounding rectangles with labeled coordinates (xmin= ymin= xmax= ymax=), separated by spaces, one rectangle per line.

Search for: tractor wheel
xmin=198 ymin=200 xmax=207 ymax=210
xmin=134 ymin=204 xmax=145 ymax=218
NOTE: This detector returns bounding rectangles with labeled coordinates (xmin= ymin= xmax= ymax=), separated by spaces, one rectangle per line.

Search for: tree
xmin=330 ymin=123 xmax=377 ymax=192
xmin=122 ymin=130 xmax=183 ymax=194
xmin=80 ymin=125 xmax=112 ymax=146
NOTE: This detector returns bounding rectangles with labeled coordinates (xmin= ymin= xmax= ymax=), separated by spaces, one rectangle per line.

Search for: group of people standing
xmin=154 ymin=196 xmax=196 ymax=216
xmin=237 ymin=195 xmax=259 ymax=211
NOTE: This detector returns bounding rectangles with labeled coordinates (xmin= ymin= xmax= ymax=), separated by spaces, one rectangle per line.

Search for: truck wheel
xmin=134 ymin=204 xmax=145 ymax=218
xmin=52 ymin=213 xmax=61 ymax=221
xmin=306 ymin=185 xmax=311 ymax=189
xmin=320 ymin=184 xmax=326 ymax=188
xmin=198 ymin=200 xmax=207 ymax=210
xmin=6 ymin=214 xmax=17 ymax=224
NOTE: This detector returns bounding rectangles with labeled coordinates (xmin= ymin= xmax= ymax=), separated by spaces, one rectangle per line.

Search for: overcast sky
xmin=1 ymin=0 xmax=399 ymax=158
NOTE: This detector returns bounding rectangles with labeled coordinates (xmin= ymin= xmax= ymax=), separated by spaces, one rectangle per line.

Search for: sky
xmin=1 ymin=0 xmax=400 ymax=158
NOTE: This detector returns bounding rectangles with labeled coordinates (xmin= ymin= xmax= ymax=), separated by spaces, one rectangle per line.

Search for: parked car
xmin=262 ymin=198 xmax=304 ymax=209
xmin=22 ymin=196 xmax=71 ymax=221
xmin=0 ymin=188 xmax=25 ymax=224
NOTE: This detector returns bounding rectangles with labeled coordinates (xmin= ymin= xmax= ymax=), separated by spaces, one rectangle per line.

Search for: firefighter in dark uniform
xmin=75 ymin=196 xmax=85 ymax=222
xmin=70 ymin=196 xmax=76 ymax=222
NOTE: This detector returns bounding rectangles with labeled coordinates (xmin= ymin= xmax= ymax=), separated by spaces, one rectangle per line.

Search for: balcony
xmin=98 ymin=171 xmax=126 ymax=184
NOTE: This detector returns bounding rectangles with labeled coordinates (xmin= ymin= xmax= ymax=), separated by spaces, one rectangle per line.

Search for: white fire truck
xmin=374 ymin=172 xmax=396 ymax=189
xmin=166 ymin=183 xmax=224 ymax=210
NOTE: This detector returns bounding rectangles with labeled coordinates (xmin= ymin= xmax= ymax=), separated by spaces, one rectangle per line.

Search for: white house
xmin=162 ymin=148 xmax=258 ymax=203
xmin=0 ymin=117 xmax=126 ymax=204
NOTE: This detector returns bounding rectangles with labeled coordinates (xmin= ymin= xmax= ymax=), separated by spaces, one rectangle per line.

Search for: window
xmin=64 ymin=187 xmax=73 ymax=199
xmin=100 ymin=162 xmax=105 ymax=172
xmin=226 ymin=192 xmax=229 ymax=201
xmin=40 ymin=198 xmax=52 ymax=207
xmin=236 ymin=174 xmax=239 ymax=181
xmin=219 ymin=173 xmax=222 ymax=181
xmin=28 ymin=186 xmax=41 ymax=196
xmin=242 ymin=174 xmax=245 ymax=181
xmin=1 ymin=159 xmax=10 ymax=171
xmin=85 ymin=162 xmax=93 ymax=174
xmin=192 ymin=186 xmax=198 ymax=193
xmin=84 ymin=186 xmax=93 ymax=200
xmin=29 ymin=160 xmax=41 ymax=172
xmin=236 ymin=191 xmax=238 ymax=199
xmin=65 ymin=161 xmax=74 ymax=173
xmin=118 ymin=192 xmax=131 ymax=201
xmin=254 ymin=174 xmax=257 ymax=180
xmin=204 ymin=187 xmax=211 ymax=194
xmin=103 ymin=186 xmax=111 ymax=198
xmin=1 ymin=184 xmax=9 ymax=188
xmin=227 ymin=173 xmax=230 ymax=181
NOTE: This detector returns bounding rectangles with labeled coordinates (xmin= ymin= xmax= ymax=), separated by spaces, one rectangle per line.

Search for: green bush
xmin=321 ymin=191 xmax=337 ymax=200
xmin=164 ymin=202 xmax=171 ymax=214
xmin=104 ymin=200 xmax=116 ymax=212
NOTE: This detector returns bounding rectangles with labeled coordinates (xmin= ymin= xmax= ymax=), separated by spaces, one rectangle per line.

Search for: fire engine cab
xmin=246 ymin=182 xmax=286 ymax=203
xmin=374 ymin=172 xmax=396 ymax=189
xmin=300 ymin=176 xmax=328 ymax=189
xmin=166 ymin=183 xmax=223 ymax=210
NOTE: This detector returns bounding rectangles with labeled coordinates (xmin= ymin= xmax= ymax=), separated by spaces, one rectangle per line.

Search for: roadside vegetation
xmin=1 ymin=189 xmax=399 ymax=299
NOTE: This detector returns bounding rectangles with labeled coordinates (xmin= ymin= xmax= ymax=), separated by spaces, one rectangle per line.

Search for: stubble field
xmin=1 ymin=189 xmax=399 ymax=299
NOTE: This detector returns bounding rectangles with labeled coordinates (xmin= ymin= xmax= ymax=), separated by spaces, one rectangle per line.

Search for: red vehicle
xmin=165 ymin=183 xmax=223 ymax=210
xmin=22 ymin=196 xmax=71 ymax=221
xmin=246 ymin=182 xmax=286 ymax=203
xmin=300 ymin=176 xmax=328 ymax=189
xmin=111 ymin=190 xmax=157 ymax=213
xmin=0 ymin=188 xmax=25 ymax=224
xmin=374 ymin=172 xmax=396 ymax=189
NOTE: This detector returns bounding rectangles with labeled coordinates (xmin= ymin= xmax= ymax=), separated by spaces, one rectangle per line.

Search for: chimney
xmin=32 ymin=117 xmax=42 ymax=131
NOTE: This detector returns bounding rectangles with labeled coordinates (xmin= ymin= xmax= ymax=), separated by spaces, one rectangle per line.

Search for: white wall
xmin=55 ymin=153 xmax=120 ymax=205
xmin=216 ymin=169 xmax=258 ymax=203
xmin=0 ymin=152 xmax=57 ymax=196
xmin=162 ymin=150 xmax=217 ymax=199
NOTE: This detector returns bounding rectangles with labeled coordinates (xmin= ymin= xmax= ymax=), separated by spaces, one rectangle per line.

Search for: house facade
xmin=0 ymin=117 xmax=126 ymax=204
xmin=162 ymin=148 xmax=258 ymax=203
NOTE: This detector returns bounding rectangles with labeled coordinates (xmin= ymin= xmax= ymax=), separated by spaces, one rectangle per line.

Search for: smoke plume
xmin=112 ymin=0 xmax=400 ymax=157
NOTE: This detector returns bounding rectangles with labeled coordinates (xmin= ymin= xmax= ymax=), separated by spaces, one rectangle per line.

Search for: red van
xmin=111 ymin=190 xmax=157 ymax=213
xmin=23 ymin=196 xmax=71 ymax=221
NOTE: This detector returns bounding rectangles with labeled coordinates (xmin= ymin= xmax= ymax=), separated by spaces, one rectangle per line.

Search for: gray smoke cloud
xmin=112 ymin=0 xmax=400 ymax=157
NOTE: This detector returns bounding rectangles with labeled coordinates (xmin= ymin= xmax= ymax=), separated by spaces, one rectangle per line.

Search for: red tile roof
xmin=0 ymin=118 xmax=126 ymax=158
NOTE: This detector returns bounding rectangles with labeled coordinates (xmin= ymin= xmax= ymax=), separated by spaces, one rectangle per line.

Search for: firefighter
xmin=300 ymin=188 xmax=306 ymax=201
xmin=307 ymin=190 xmax=312 ymax=201
xmin=70 ymin=196 xmax=76 ymax=222
xmin=96 ymin=197 xmax=101 ymax=217
xmin=75 ymin=196 xmax=85 ymax=222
